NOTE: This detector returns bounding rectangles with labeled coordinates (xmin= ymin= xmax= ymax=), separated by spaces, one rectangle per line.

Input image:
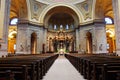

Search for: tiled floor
xmin=42 ymin=55 xmax=86 ymax=80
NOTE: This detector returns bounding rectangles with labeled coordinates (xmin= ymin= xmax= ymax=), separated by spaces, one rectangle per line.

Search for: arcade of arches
xmin=1 ymin=0 xmax=120 ymax=57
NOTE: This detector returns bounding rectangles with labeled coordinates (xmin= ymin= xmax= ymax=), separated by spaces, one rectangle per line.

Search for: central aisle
xmin=42 ymin=55 xmax=86 ymax=80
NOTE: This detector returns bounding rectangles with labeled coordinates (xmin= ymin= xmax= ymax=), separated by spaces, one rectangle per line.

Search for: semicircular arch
xmin=39 ymin=3 xmax=83 ymax=25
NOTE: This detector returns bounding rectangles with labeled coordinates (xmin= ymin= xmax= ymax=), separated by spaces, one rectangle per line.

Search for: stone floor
xmin=42 ymin=55 xmax=86 ymax=80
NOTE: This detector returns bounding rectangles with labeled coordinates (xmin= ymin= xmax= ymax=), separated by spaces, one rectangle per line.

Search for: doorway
xmin=31 ymin=32 xmax=37 ymax=54
xmin=86 ymin=32 xmax=92 ymax=53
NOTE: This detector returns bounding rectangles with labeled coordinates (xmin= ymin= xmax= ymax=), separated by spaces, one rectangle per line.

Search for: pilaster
xmin=93 ymin=20 xmax=107 ymax=53
xmin=79 ymin=20 xmax=107 ymax=54
xmin=0 ymin=0 xmax=11 ymax=57
xmin=112 ymin=0 xmax=120 ymax=56
xmin=75 ymin=29 xmax=80 ymax=51
xmin=16 ymin=21 xmax=29 ymax=54
xmin=16 ymin=20 xmax=44 ymax=54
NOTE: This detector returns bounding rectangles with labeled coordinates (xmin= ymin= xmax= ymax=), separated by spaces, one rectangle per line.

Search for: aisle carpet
xmin=42 ymin=55 xmax=86 ymax=80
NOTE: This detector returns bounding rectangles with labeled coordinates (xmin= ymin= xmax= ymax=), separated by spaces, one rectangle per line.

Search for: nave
xmin=43 ymin=55 xmax=85 ymax=80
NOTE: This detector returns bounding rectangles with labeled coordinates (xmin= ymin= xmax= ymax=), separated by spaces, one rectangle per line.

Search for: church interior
xmin=0 ymin=0 xmax=120 ymax=80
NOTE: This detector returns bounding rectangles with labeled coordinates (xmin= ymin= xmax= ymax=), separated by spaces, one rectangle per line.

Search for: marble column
xmin=16 ymin=21 xmax=29 ymax=54
xmin=79 ymin=20 xmax=107 ymax=54
xmin=43 ymin=28 xmax=47 ymax=53
xmin=79 ymin=27 xmax=88 ymax=53
xmin=36 ymin=31 xmax=40 ymax=54
xmin=0 ymin=0 xmax=11 ymax=57
xmin=75 ymin=29 xmax=80 ymax=51
xmin=16 ymin=20 xmax=44 ymax=54
xmin=112 ymin=0 xmax=120 ymax=56
xmin=93 ymin=20 xmax=107 ymax=53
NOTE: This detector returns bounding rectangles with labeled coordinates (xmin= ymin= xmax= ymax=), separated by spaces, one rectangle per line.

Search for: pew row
xmin=65 ymin=54 xmax=120 ymax=80
xmin=0 ymin=54 xmax=58 ymax=80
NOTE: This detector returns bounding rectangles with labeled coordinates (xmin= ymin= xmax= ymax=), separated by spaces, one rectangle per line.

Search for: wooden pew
xmin=0 ymin=56 xmax=45 ymax=80
xmin=102 ymin=63 xmax=120 ymax=80
xmin=0 ymin=64 xmax=29 ymax=80
xmin=0 ymin=54 xmax=58 ymax=80
xmin=65 ymin=53 xmax=120 ymax=80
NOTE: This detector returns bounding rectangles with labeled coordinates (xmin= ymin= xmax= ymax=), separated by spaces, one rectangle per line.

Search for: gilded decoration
xmin=75 ymin=0 xmax=93 ymax=20
xmin=47 ymin=31 xmax=75 ymax=52
xmin=30 ymin=0 xmax=48 ymax=21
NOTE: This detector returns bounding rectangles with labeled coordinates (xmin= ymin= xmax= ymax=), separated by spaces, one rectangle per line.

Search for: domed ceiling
xmin=48 ymin=13 xmax=75 ymax=32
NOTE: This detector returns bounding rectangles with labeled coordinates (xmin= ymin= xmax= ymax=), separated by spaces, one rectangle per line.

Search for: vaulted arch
xmin=39 ymin=3 xmax=83 ymax=24
xmin=44 ymin=6 xmax=79 ymax=29
xmin=10 ymin=0 xmax=28 ymax=19
xmin=95 ymin=0 xmax=114 ymax=19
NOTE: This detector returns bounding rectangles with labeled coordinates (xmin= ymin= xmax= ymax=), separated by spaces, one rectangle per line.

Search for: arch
xmin=10 ymin=18 xmax=18 ymax=25
xmin=105 ymin=17 xmax=114 ymax=24
xmin=95 ymin=0 xmax=113 ymax=19
xmin=86 ymin=32 xmax=92 ymax=54
xmin=39 ymin=3 xmax=83 ymax=24
xmin=105 ymin=16 xmax=116 ymax=53
xmin=10 ymin=0 xmax=28 ymax=19
xmin=31 ymin=32 xmax=37 ymax=54
xmin=43 ymin=6 xmax=80 ymax=30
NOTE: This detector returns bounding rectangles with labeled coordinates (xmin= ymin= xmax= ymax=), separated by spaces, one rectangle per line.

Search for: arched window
xmin=70 ymin=24 xmax=74 ymax=29
xmin=105 ymin=17 xmax=113 ymax=24
xmin=10 ymin=18 xmax=18 ymax=25
xmin=60 ymin=25 xmax=63 ymax=29
xmin=49 ymin=24 xmax=53 ymax=29
xmin=54 ymin=24 xmax=57 ymax=30
xmin=66 ymin=24 xmax=69 ymax=30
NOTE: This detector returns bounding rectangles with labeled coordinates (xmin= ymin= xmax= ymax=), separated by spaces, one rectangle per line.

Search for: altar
xmin=58 ymin=48 xmax=65 ymax=55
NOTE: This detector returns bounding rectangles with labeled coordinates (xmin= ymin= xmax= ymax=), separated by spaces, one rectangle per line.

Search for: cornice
xmin=79 ymin=19 xmax=105 ymax=27
xmin=18 ymin=19 xmax=44 ymax=27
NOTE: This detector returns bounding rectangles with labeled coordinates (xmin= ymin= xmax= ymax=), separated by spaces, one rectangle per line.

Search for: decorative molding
xmin=79 ymin=19 xmax=105 ymax=27
xmin=75 ymin=0 xmax=93 ymax=20
xmin=30 ymin=0 xmax=48 ymax=21
xmin=80 ymin=20 xmax=94 ymax=26
xmin=18 ymin=19 xmax=44 ymax=27
xmin=36 ymin=0 xmax=85 ymax=4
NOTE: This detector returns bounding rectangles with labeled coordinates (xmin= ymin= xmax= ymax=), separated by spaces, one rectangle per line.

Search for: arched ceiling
xmin=10 ymin=0 xmax=114 ymax=25
xmin=95 ymin=0 xmax=114 ymax=19
xmin=10 ymin=0 xmax=19 ymax=18
xmin=49 ymin=13 xmax=74 ymax=24
xmin=104 ymin=0 xmax=114 ymax=19
xmin=44 ymin=6 xmax=79 ymax=29
xmin=48 ymin=13 xmax=75 ymax=32
xmin=10 ymin=0 xmax=28 ymax=19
